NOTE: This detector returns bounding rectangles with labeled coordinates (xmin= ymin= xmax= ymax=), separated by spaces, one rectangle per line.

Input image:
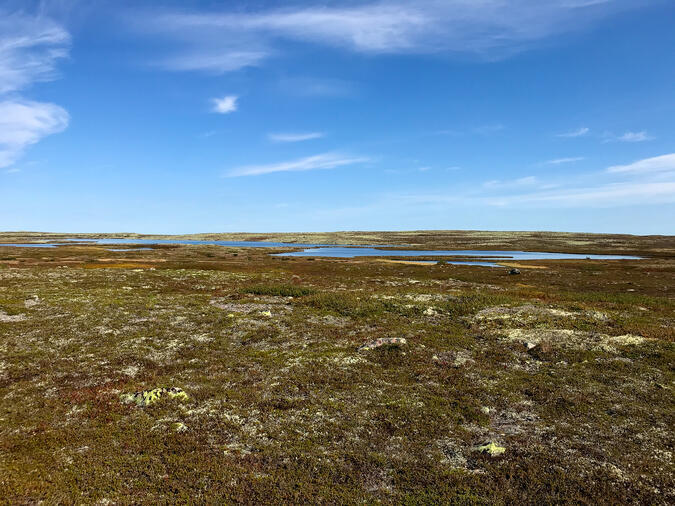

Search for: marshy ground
xmin=0 ymin=231 xmax=673 ymax=504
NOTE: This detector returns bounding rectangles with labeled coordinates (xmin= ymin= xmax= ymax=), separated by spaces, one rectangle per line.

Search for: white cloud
xmin=488 ymin=182 xmax=675 ymax=207
xmin=211 ymin=95 xmax=238 ymax=114
xmin=226 ymin=153 xmax=369 ymax=177
xmin=0 ymin=11 xmax=70 ymax=94
xmin=606 ymin=153 xmax=675 ymax=174
xmin=391 ymin=152 xmax=675 ymax=209
xmin=483 ymin=175 xmax=538 ymax=189
xmin=616 ymin=131 xmax=653 ymax=142
xmin=544 ymin=157 xmax=585 ymax=165
xmin=0 ymin=100 xmax=69 ymax=169
xmin=135 ymin=1 xmax=643 ymax=72
xmin=0 ymin=10 xmax=70 ymax=170
xmin=268 ymin=132 xmax=325 ymax=143
xmin=163 ymin=51 xmax=267 ymax=74
xmin=557 ymin=127 xmax=590 ymax=138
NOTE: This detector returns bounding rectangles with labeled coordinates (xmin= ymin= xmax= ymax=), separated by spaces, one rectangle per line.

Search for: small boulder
xmin=508 ymin=268 xmax=521 ymax=275
xmin=24 ymin=295 xmax=40 ymax=308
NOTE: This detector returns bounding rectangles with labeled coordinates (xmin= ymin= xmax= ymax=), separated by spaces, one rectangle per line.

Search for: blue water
xmin=0 ymin=238 xmax=642 ymax=266
xmin=273 ymin=247 xmax=640 ymax=261
xmin=0 ymin=243 xmax=59 ymax=248
xmin=63 ymin=238 xmax=334 ymax=248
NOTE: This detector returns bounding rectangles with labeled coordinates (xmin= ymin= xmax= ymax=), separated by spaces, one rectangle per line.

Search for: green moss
xmin=241 ymin=284 xmax=315 ymax=297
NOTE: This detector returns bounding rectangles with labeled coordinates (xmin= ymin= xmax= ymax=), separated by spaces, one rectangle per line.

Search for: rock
xmin=358 ymin=337 xmax=407 ymax=351
xmin=24 ymin=295 xmax=40 ymax=308
xmin=475 ymin=442 xmax=506 ymax=456
xmin=120 ymin=387 xmax=189 ymax=407
xmin=508 ymin=268 xmax=521 ymax=275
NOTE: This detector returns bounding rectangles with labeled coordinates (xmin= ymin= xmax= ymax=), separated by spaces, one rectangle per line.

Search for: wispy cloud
xmin=483 ymin=175 xmax=538 ymax=189
xmin=544 ymin=157 xmax=585 ymax=165
xmin=388 ymin=152 xmax=675 ymax=209
xmin=211 ymin=95 xmax=238 ymax=114
xmin=605 ymin=130 xmax=654 ymax=142
xmin=226 ymin=152 xmax=369 ymax=177
xmin=164 ymin=51 xmax=266 ymax=74
xmin=557 ymin=127 xmax=590 ymax=138
xmin=0 ymin=9 xmax=70 ymax=170
xmin=487 ymin=182 xmax=675 ymax=207
xmin=268 ymin=132 xmax=325 ymax=143
xmin=134 ymin=1 xmax=643 ymax=73
xmin=0 ymin=11 xmax=70 ymax=94
xmin=0 ymin=100 xmax=69 ymax=169
xmin=606 ymin=153 xmax=675 ymax=174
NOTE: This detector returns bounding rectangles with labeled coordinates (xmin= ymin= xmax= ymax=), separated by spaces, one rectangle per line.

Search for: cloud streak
xmin=0 ymin=100 xmax=69 ymax=169
xmin=388 ymin=152 xmax=675 ymax=210
xmin=544 ymin=157 xmax=585 ymax=165
xmin=0 ymin=11 xmax=70 ymax=94
xmin=557 ymin=127 xmax=590 ymax=138
xmin=134 ymin=1 xmax=643 ymax=73
xmin=0 ymin=9 xmax=70 ymax=170
xmin=606 ymin=153 xmax=675 ymax=174
xmin=268 ymin=132 xmax=325 ymax=143
xmin=487 ymin=182 xmax=675 ymax=207
xmin=226 ymin=153 xmax=369 ymax=177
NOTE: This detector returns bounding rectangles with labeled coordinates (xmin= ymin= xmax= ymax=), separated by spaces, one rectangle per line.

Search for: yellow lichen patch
xmin=377 ymin=259 xmax=436 ymax=266
xmin=120 ymin=387 xmax=189 ymax=407
xmin=476 ymin=442 xmax=506 ymax=456
xmin=497 ymin=262 xmax=549 ymax=270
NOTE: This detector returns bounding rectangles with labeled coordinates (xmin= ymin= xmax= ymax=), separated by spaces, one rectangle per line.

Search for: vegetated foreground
xmin=0 ymin=231 xmax=673 ymax=504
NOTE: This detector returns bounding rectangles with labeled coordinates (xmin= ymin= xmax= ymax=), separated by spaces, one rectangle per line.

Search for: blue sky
xmin=1 ymin=0 xmax=674 ymax=234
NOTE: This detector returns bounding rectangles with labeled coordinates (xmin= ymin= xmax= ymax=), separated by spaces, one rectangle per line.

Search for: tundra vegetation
xmin=0 ymin=231 xmax=673 ymax=504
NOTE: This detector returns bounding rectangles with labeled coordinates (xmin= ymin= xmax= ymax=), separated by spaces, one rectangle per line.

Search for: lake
xmin=0 ymin=239 xmax=641 ymax=267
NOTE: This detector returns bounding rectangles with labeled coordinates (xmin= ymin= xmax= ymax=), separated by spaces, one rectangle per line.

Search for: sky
xmin=0 ymin=0 xmax=674 ymax=235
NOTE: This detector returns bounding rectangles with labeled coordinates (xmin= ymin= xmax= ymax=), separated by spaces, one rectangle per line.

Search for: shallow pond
xmin=0 ymin=239 xmax=641 ymax=267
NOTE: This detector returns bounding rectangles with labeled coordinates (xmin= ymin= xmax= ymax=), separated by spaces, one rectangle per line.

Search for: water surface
xmin=0 ymin=238 xmax=641 ymax=267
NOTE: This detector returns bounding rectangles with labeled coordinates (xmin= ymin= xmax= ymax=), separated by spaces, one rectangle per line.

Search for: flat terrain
xmin=0 ymin=231 xmax=673 ymax=504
